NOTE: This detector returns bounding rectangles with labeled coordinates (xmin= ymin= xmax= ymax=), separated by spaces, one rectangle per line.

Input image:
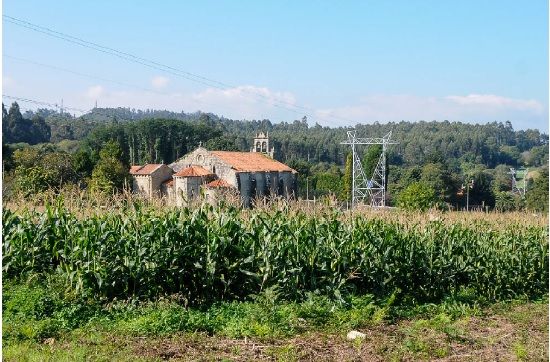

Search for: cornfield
xmin=2 ymin=201 xmax=548 ymax=304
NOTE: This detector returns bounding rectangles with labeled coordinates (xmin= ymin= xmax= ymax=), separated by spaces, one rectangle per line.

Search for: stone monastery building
xmin=130 ymin=132 xmax=297 ymax=207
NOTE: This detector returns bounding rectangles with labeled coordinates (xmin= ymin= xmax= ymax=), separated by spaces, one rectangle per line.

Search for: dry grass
xmin=4 ymin=186 xmax=547 ymax=229
xmin=106 ymin=301 xmax=550 ymax=361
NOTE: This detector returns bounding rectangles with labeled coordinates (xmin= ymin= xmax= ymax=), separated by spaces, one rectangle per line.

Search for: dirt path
xmin=123 ymin=303 xmax=548 ymax=361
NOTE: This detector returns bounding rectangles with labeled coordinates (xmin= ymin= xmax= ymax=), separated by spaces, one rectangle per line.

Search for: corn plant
xmin=2 ymin=202 xmax=548 ymax=305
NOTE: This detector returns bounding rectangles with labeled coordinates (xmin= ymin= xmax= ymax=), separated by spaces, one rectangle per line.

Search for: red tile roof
xmin=211 ymin=152 xmax=296 ymax=173
xmin=130 ymin=165 xmax=143 ymax=174
xmin=174 ymin=165 xmax=213 ymax=177
xmin=162 ymin=178 xmax=174 ymax=186
xmin=131 ymin=164 xmax=164 ymax=175
xmin=205 ymin=179 xmax=233 ymax=188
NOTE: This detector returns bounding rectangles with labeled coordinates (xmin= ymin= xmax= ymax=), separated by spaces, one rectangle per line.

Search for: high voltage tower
xmin=509 ymin=167 xmax=528 ymax=196
xmin=341 ymin=130 xmax=398 ymax=208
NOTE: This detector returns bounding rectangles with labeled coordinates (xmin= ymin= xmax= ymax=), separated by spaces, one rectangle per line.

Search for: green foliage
xmin=389 ymin=166 xmax=422 ymax=202
xmin=115 ymin=293 xmax=382 ymax=338
xmin=287 ymin=159 xmax=312 ymax=199
xmin=397 ymin=182 xmax=437 ymax=211
xmin=2 ymin=143 xmax=15 ymax=172
xmin=3 ymin=204 xmax=548 ymax=306
xmin=343 ymin=153 xmax=352 ymax=200
xmin=2 ymin=280 xmax=103 ymax=342
xmin=466 ymin=168 xmax=496 ymax=208
xmin=86 ymin=118 xmax=221 ymax=166
xmin=522 ymin=145 xmax=549 ymax=167
xmin=495 ymin=191 xmax=515 ymax=212
xmin=4 ymin=102 xmax=548 ymax=208
xmin=11 ymin=147 xmax=76 ymax=196
xmin=90 ymin=141 xmax=128 ymax=193
xmin=420 ymin=163 xmax=455 ymax=203
xmin=362 ymin=145 xmax=381 ymax=178
xmin=59 ymin=108 xmax=546 ymax=170
xmin=1 ymin=278 xmax=382 ymax=343
xmin=72 ymin=148 xmax=95 ymax=179
xmin=499 ymin=145 xmax=521 ymax=166
xmin=526 ymin=170 xmax=549 ymax=212
xmin=314 ymin=168 xmax=343 ymax=197
xmin=2 ymin=102 xmax=51 ymax=144
xmin=491 ymin=164 xmax=512 ymax=193
xmin=205 ymin=136 xmax=239 ymax=151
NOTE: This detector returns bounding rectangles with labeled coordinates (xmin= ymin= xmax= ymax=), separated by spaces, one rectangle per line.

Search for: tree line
xmin=2 ymin=103 xmax=548 ymax=211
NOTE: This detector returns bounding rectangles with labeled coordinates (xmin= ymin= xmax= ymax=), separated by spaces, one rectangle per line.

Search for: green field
xmin=2 ymin=201 xmax=548 ymax=360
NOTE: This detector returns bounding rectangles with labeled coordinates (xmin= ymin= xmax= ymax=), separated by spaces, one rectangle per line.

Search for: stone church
xmin=130 ymin=133 xmax=297 ymax=207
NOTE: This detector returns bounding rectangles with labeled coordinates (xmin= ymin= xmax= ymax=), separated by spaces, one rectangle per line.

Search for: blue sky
xmin=2 ymin=0 xmax=548 ymax=130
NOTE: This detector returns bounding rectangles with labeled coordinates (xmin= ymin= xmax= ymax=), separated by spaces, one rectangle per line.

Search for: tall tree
xmin=420 ymin=163 xmax=455 ymax=203
xmin=90 ymin=141 xmax=128 ymax=193
xmin=526 ymin=169 xmax=549 ymax=212
xmin=362 ymin=145 xmax=381 ymax=179
xmin=3 ymin=102 xmax=51 ymax=144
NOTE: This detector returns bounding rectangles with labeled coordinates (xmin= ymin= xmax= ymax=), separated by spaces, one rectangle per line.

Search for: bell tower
xmin=251 ymin=131 xmax=274 ymax=158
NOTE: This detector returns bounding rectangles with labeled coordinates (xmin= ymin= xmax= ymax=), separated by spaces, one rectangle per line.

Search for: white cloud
xmin=192 ymin=85 xmax=297 ymax=119
xmin=75 ymin=84 xmax=298 ymax=121
xmin=72 ymin=85 xmax=546 ymax=131
xmin=86 ymin=85 xmax=104 ymax=99
xmin=315 ymin=94 xmax=547 ymax=130
xmin=151 ymin=76 xmax=169 ymax=89
xmin=445 ymin=94 xmax=544 ymax=112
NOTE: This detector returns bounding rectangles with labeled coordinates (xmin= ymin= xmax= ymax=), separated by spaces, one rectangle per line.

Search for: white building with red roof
xmin=129 ymin=164 xmax=173 ymax=198
xmin=130 ymin=133 xmax=297 ymax=207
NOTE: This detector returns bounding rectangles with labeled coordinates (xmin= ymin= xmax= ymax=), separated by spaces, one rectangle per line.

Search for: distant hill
xmin=12 ymin=105 xmax=550 ymax=169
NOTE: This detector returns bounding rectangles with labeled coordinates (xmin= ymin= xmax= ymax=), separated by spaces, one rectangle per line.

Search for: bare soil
xmin=119 ymin=303 xmax=548 ymax=361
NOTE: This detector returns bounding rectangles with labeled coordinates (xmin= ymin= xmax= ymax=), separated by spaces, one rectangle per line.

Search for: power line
xmin=3 ymin=54 xmax=231 ymax=112
xmin=2 ymin=14 xmax=312 ymax=117
xmin=2 ymin=94 xmax=187 ymax=121
xmin=3 ymin=15 xmax=226 ymax=89
xmin=3 ymin=14 xmax=355 ymax=125
xmin=4 ymin=54 xmax=168 ymax=96
xmin=2 ymin=94 xmax=90 ymax=114
xmin=4 ymin=14 xmax=338 ymax=122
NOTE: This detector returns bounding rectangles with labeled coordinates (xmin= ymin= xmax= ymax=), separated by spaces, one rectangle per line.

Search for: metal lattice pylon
xmin=509 ymin=167 xmax=528 ymax=197
xmin=341 ymin=130 xmax=398 ymax=208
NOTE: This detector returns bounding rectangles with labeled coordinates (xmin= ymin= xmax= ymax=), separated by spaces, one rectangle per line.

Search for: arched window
xmin=261 ymin=141 xmax=267 ymax=152
xmin=256 ymin=141 xmax=261 ymax=152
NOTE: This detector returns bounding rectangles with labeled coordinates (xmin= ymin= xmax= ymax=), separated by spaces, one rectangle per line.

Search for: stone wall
xmin=169 ymin=147 xmax=238 ymax=187
xmin=150 ymin=165 xmax=174 ymax=196
xmin=174 ymin=176 xmax=203 ymax=206
xmin=132 ymin=165 xmax=173 ymax=198
xmin=133 ymin=175 xmax=152 ymax=197
xmin=160 ymin=183 xmax=175 ymax=202
xmin=167 ymin=147 xmax=298 ymax=206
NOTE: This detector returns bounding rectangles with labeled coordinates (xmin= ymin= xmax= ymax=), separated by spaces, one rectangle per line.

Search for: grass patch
xmin=3 ymin=280 xmax=547 ymax=360
xmin=3 ymin=301 xmax=547 ymax=361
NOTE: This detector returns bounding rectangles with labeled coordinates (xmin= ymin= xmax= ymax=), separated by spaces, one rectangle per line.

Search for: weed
xmin=513 ymin=341 xmax=528 ymax=360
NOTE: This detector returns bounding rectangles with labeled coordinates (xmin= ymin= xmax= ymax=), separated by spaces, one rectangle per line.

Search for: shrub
xmin=397 ymin=182 xmax=437 ymax=211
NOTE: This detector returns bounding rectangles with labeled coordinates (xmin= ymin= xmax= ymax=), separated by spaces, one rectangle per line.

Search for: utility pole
xmin=462 ymin=179 xmax=474 ymax=211
xmin=523 ymin=168 xmax=529 ymax=197
xmin=306 ymin=176 xmax=309 ymax=200
xmin=466 ymin=183 xmax=469 ymax=211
